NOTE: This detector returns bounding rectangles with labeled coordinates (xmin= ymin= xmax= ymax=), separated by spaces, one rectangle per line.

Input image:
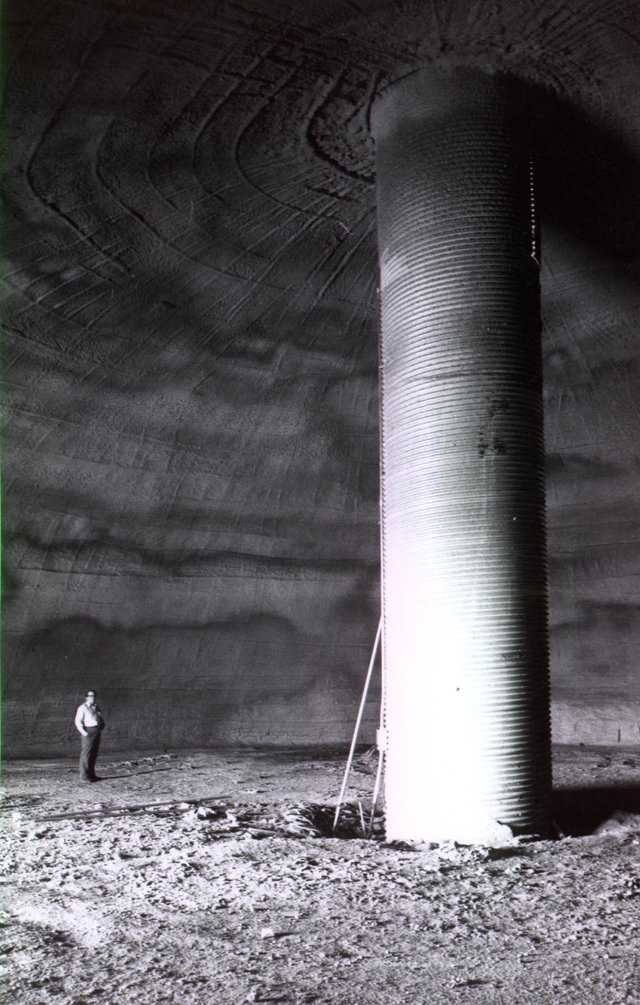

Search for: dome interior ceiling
xmin=4 ymin=0 xmax=640 ymax=751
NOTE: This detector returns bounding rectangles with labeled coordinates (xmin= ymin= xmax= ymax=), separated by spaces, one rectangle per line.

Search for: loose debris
xmin=3 ymin=746 xmax=640 ymax=1005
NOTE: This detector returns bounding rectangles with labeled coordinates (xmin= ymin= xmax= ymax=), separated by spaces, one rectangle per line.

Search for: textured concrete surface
xmin=3 ymin=1 xmax=640 ymax=754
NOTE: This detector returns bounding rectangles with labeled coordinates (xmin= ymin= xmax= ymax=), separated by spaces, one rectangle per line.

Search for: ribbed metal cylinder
xmin=373 ymin=67 xmax=551 ymax=844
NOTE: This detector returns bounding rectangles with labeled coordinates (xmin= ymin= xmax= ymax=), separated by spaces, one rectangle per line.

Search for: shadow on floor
xmin=553 ymin=786 xmax=640 ymax=837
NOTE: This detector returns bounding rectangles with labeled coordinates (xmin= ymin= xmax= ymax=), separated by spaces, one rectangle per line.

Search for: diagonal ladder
xmin=332 ymin=618 xmax=384 ymax=833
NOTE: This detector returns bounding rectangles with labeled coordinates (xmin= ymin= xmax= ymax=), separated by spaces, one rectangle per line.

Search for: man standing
xmin=74 ymin=690 xmax=105 ymax=782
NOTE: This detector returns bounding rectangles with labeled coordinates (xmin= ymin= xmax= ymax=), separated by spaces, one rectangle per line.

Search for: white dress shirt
xmin=75 ymin=702 xmax=103 ymax=734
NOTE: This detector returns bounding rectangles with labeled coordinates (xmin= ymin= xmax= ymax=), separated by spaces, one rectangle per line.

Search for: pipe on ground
xmin=373 ymin=67 xmax=551 ymax=844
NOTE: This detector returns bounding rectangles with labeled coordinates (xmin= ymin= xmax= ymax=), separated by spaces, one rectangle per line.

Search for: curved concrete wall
xmin=3 ymin=1 xmax=640 ymax=755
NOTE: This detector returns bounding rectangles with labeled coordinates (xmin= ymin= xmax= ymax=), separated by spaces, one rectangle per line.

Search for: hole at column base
xmin=301 ymin=803 xmax=387 ymax=840
xmin=315 ymin=801 xmax=640 ymax=845
xmin=301 ymin=804 xmax=554 ymax=847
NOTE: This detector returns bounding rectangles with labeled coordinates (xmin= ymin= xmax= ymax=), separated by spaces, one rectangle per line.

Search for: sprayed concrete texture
xmin=3 ymin=1 xmax=640 ymax=753
xmin=3 ymin=745 xmax=640 ymax=1003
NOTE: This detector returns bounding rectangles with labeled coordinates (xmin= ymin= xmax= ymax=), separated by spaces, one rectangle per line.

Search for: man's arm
xmin=74 ymin=706 xmax=88 ymax=736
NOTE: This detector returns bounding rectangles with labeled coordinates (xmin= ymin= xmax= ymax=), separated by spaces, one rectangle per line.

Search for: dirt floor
xmin=2 ymin=744 xmax=640 ymax=1004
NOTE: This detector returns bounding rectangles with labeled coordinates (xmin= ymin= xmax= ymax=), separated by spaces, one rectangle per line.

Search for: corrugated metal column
xmin=373 ymin=67 xmax=551 ymax=844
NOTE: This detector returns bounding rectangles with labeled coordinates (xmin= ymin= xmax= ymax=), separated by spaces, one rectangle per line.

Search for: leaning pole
xmin=373 ymin=67 xmax=552 ymax=844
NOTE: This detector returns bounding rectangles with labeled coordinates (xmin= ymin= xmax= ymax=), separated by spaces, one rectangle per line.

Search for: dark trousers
xmin=79 ymin=726 xmax=101 ymax=780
